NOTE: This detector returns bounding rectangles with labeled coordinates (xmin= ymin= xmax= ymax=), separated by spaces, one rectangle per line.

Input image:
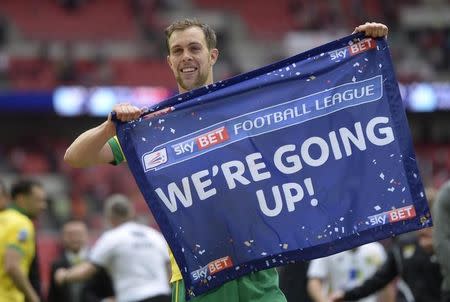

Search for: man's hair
xmin=104 ymin=194 xmax=134 ymax=220
xmin=165 ymin=18 xmax=217 ymax=54
xmin=63 ymin=219 xmax=87 ymax=229
xmin=11 ymin=179 xmax=42 ymax=200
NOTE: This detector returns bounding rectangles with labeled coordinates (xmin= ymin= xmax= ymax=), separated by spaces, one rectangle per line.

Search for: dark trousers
xmin=136 ymin=295 xmax=171 ymax=302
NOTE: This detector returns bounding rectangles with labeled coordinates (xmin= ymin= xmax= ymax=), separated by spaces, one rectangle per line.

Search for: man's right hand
xmin=104 ymin=103 xmax=143 ymax=138
xmin=329 ymin=290 xmax=345 ymax=302
xmin=108 ymin=103 xmax=143 ymax=122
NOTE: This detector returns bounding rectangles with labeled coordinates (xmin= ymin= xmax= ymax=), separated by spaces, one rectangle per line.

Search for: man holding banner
xmin=65 ymin=19 xmax=394 ymax=302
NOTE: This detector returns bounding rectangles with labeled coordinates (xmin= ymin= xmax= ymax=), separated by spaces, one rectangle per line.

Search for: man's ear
xmin=166 ymin=55 xmax=172 ymax=68
xmin=210 ymin=48 xmax=219 ymax=66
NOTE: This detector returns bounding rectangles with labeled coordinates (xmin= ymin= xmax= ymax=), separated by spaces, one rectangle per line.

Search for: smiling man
xmin=166 ymin=23 xmax=218 ymax=93
xmin=64 ymin=18 xmax=389 ymax=302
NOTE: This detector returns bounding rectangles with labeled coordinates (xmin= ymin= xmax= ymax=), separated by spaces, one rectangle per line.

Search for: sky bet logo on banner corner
xmin=368 ymin=205 xmax=417 ymax=226
xmin=329 ymin=37 xmax=377 ymax=61
xmin=191 ymin=256 xmax=234 ymax=282
xmin=115 ymin=33 xmax=431 ymax=299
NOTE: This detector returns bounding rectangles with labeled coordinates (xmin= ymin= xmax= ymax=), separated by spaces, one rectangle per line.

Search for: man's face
xmin=24 ymin=185 xmax=47 ymax=218
xmin=62 ymin=222 xmax=88 ymax=253
xmin=167 ymin=26 xmax=218 ymax=93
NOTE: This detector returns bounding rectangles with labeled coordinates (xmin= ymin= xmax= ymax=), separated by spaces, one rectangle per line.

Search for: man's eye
xmin=172 ymin=49 xmax=182 ymax=55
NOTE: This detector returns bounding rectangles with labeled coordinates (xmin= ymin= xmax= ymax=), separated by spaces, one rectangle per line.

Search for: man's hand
xmin=108 ymin=103 xmax=143 ymax=123
xmin=103 ymin=103 xmax=144 ymax=138
xmin=329 ymin=290 xmax=345 ymax=302
xmin=353 ymin=22 xmax=388 ymax=38
xmin=54 ymin=268 xmax=68 ymax=285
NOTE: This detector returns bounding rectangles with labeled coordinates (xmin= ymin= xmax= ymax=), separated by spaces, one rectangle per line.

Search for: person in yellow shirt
xmin=64 ymin=18 xmax=388 ymax=302
xmin=0 ymin=179 xmax=47 ymax=302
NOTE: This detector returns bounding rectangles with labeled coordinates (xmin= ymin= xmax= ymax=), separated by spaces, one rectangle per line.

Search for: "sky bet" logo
xmin=196 ymin=127 xmax=229 ymax=150
xmin=172 ymin=126 xmax=230 ymax=156
xmin=368 ymin=205 xmax=416 ymax=226
xmin=191 ymin=256 xmax=233 ymax=282
xmin=329 ymin=38 xmax=376 ymax=61
xmin=348 ymin=38 xmax=376 ymax=56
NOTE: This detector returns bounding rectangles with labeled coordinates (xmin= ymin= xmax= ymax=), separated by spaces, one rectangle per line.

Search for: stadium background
xmin=0 ymin=0 xmax=448 ymax=297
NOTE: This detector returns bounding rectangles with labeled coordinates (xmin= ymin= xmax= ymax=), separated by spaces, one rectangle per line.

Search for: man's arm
xmin=64 ymin=103 xmax=142 ymax=168
xmin=4 ymin=248 xmax=40 ymax=302
xmin=54 ymin=261 xmax=98 ymax=284
xmin=307 ymin=277 xmax=327 ymax=302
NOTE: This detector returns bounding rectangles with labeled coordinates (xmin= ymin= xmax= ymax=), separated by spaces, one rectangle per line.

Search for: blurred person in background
xmin=307 ymin=242 xmax=394 ymax=302
xmin=330 ymin=187 xmax=442 ymax=302
xmin=433 ymin=180 xmax=450 ymax=302
xmin=63 ymin=18 xmax=388 ymax=302
xmin=48 ymin=220 xmax=115 ymax=302
xmin=0 ymin=179 xmax=47 ymax=302
xmin=0 ymin=179 xmax=9 ymax=211
xmin=54 ymin=194 xmax=171 ymax=302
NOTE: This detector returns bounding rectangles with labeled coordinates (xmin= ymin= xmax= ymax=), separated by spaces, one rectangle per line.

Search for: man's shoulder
xmin=360 ymin=241 xmax=384 ymax=252
xmin=0 ymin=209 xmax=33 ymax=228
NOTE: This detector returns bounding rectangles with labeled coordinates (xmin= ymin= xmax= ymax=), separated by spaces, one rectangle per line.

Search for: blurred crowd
xmin=0 ymin=0 xmax=448 ymax=90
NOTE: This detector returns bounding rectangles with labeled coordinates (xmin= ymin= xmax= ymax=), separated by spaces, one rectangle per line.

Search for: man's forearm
xmin=307 ymin=278 xmax=327 ymax=302
xmin=63 ymin=262 xmax=97 ymax=283
xmin=64 ymin=121 xmax=115 ymax=168
xmin=8 ymin=266 xmax=39 ymax=302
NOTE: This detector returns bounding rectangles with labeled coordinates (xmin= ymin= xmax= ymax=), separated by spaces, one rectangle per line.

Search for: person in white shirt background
xmin=307 ymin=242 xmax=395 ymax=302
xmin=54 ymin=194 xmax=171 ymax=302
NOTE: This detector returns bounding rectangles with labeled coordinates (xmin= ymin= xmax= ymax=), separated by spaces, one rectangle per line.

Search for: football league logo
xmin=143 ymin=148 xmax=168 ymax=171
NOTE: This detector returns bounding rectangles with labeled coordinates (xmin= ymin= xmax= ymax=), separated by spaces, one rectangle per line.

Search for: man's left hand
xmin=353 ymin=22 xmax=388 ymax=38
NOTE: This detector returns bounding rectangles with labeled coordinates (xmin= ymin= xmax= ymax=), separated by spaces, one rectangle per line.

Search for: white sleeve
xmin=307 ymin=257 xmax=329 ymax=279
xmin=89 ymin=232 xmax=116 ymax=268
xmin=154 ymin=231 xmax=170 ymax=261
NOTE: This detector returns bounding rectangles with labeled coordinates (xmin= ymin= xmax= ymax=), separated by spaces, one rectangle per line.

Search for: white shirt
xmin=90 ymin=221 xmax=170 ymax=302
xmin=307 ymin=242 xmax=387 ymax=302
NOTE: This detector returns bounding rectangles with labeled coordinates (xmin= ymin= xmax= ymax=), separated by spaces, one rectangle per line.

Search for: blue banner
xmin=115 ymin=33 xmax=431 ymax=299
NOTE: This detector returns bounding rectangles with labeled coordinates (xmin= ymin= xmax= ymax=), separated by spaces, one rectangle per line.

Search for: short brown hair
xmin=165 ymin=18 xmax=217 ymax=54
xmin=104 ymin=194 xmax=134 ymax=220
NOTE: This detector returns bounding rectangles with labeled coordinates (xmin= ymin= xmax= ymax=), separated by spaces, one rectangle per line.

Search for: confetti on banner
xmin=114 ymin=33 xmax=430 ymax=299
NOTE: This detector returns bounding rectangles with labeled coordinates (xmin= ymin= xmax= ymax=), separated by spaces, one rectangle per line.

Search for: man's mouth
xmin=180 ymin=67 xmax=197 ymax=73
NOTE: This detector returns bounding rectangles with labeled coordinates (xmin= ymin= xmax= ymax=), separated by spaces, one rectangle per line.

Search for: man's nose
xmin=181 ymin=50 xmax=193 ymax=61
